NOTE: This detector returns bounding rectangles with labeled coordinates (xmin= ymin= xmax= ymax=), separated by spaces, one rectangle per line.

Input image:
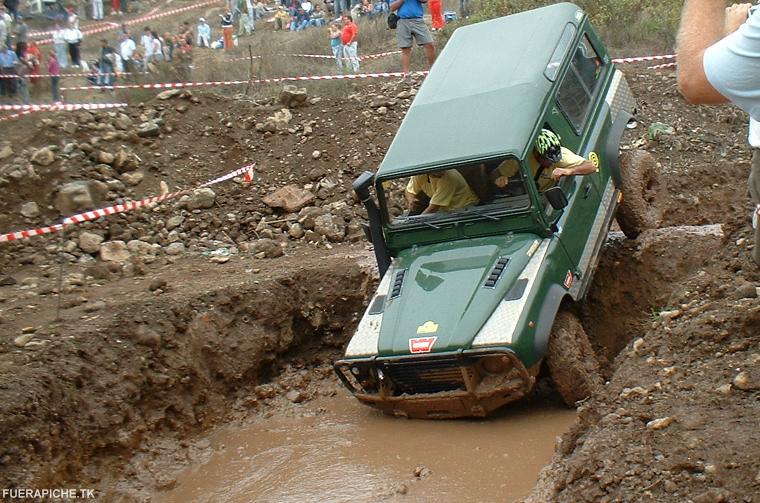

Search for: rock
xmin=134 ymin=325 xmax=161 ymax=348
xmin=646 ymin=417 xmax=674 ymax=430
xmin=0 ymin=143 xmax=13 ymax=159
xmin=99 ymin=241 xmax=131 ymax=263
xmin=157 ymin=89 xmax=182 ymax=100
xmin=632 ymin=337 xmax=645 ymax=354
xmin=288 ymin=222 xmax=305 ymax=239
xmin=0 ymin=275 xmax=17 ymax=286
xmin=620 ymin=386 xmax=648 ymax=399
xmin=250 ymin=238 xmax=284 ymax=258
xmin=120 ymin=171 xmax=144 ymax=186
xmin=733 ymin=371 xmax=758 ymax=390
xmin=663 ymin=480 xmax=678 ymax=493
xmin=286 ymin=390 xmax=305 ymax=403
xmin=112 ymin=148 xmax=138 ymax=173
xmin=413 ymin=466 xmax=432 ymax=478
xmin=716 ymin=383 xmax=732 ymax=394
xmin=693 ymin=488 xmax=731 ymax=503
xmin=312 ymin=150 xmax=321 ymax=159
xmin=166 ymin=215 xmax=184 ymax=230
xmin=31 ymin=147 xmax=56 ymax=166
xmin=314 ymin=214 xmax=346 ymax=242
xmin=149 ymin=278 xmax=167 ymax=292
xmin=97 ymin=151 xmax=115 ymax=165
xmin=279 ymin=85 xmax=308 ymax=108
xmin=187 ymin=188 xmax=216 ymax=210
xmin=54 ymin=180 xmax=108 ymax=215
xmin=79 ymin=232 xmax=104 ymax=254
xmin=62 ymin=121 xmax=78 ymax=134
xmin=127 ymin=240 xmax=157 ymax=258
xmin=263 ymin=185 xmax=315 ymax=213
xmin=254 ymin=384 xmax=277 ymax=399
xmin=13 ymin=334 xmax=33 ymax=347
xmin=20 ymin=202 xmax=40 ymax=218
xmin=298 ymin=206 xmax=324 ymax=230
xmin=165 ymin=242 xmax=185 ymax=255
xmin=137 ymin=122 xmax=161 ymax=138
xmin=255 ymin=108 xmax=293 ymax=132
xmin=734 ymin=283 xmax=758 ymax=300
xmin=113 ymin=113 xmax=133 ymax=130
xmin=84 ymin=300 xmax=106 ymax=312
xmin=210 ymin=255 xmax=230 ymax=264
xmin=370 ymin=95 xmax=397 ymax=108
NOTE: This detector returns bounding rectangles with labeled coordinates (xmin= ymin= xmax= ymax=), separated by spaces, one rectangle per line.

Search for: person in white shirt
xmin=119 ymin=32 xmax=136 ymax=73
xmin=197 ymin=17 xmax=211 ymax=47
xmin=52 ymin=23 xmax=69 ymax=68
xmin=63 ymin=24 xmax=82 ymax=67
xmin=140 ymin=27 xmax=154 ymax=63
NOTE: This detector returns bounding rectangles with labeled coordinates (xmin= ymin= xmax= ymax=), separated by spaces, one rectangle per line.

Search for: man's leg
xmin=751 ymin=149 xmax=760 ymax=265
xmin=423 ymin=42 xmax=436 ymax=67
xmin=400 ymin=47 xmax=411 ymax=73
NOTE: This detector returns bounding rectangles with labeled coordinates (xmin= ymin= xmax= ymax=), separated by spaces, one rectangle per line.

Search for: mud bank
xmin=0 ymin=251 xmax=374 ymax=498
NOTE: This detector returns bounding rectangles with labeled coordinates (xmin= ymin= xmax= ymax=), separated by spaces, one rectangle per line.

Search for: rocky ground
xmin=0 ymin=37 xmax=759 ymax=503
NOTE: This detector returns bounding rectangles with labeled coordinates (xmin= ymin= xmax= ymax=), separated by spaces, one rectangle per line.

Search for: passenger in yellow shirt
xmin=493 ymin=129 xmax=597 ymax=192
xmin=405 ymin=169 xmax=480 ymax=214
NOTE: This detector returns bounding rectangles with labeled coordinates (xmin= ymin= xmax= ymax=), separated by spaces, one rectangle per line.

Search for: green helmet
xmin=535 ymin=129 xmax=562 ymax=163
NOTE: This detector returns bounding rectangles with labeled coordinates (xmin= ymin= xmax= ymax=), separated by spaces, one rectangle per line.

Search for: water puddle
xmin=157 ymin=389 xmax=574 ymax=503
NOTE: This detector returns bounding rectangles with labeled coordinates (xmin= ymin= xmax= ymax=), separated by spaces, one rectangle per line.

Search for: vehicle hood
xmin=378 ymin=234 xmax=541 ymax=355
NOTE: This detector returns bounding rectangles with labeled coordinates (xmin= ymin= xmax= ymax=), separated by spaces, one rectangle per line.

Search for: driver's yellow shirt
xmin=497 ymin=147 xmax=586 ymax=191
xmin=406 ymin=170 xmax=479 ymax=211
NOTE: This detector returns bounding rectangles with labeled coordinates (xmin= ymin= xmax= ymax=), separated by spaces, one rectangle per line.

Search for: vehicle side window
xmin=556 ymin=34 xmax=603 ymax=131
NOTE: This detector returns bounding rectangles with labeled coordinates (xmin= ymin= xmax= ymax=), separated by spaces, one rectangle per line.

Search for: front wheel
xmin=546 ymin=311 xmax=602 ymax=407
xmin=616 ymin=149 xmax=662 ymax=239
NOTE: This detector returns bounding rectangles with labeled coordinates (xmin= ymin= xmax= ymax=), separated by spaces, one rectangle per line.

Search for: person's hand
xmin=494 ymin=176 xmax=509 ymax=188
xmin=551 ymin=167 xmax=573 ymax=180
xmin=724 ymin=3 xmax=751 ymax=36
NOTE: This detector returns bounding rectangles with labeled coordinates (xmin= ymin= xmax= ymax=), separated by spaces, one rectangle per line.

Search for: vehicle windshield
xmin=380 ymin=159 xmax=532 ymax=227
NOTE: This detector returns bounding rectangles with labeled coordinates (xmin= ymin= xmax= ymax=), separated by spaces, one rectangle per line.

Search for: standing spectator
xmin=92 ymin=0 xmax=103 ymax=20
xmin=121 ymin=0 xmax=128 ymax=14
xmin=112 ymin=0 xmax=121 ymax=15
xmin=328 ymin=20 xmax=342 ymax=71
xmin=13 ymin=16 xmax=27 ymax=58
xmin=98 ymin=38 xmax=116 ymax=86
xmin=459 ymin=0 xmax=468 ymax=19
xmin=677 ymin=2 xmax=760 ymax=265
xmin=334 ymin=0 xmax=347 ymax=18
xmin=0 ymin=44 xmax=17 ymax=96
xmin=163 ymin=32 xmax=174 ymax=60
xmin=63 ymin=23 xmax=82 ymax=67
xmin=67 ymin=7 xmax=79 ymax=29
xmin=0 ymin=7 xmax=10 ymax=48
xmin=15 ymin=56 xmax=29 ymax=104
xmin=429 ymin=0 xmax=443 ymax=31
xmin=150 ymin=31 xmax=162 ymax=62
xmin=244 ymin=0 xmax=255 ymax=32
xmin=140 ymin=26 xmax=154 ymax=64
xmin=119 ymin=31 xmax=135 ymax=73
xmin=273 ymin=6 xmax=289 ymax=30
xmin=238 ymin=11 xmax=254 ymax=35
xmin=3 ymin=0 xmax=18 ymax=20
xmin=52 ymin=23 xmax=69 ymax=68
xmin=220 ymin=11 xmax=233 ymax=50
xmin=340 ymin=14 xmax=359 ymax=72
xmin=197 ymin=17 xmax=211 ymax=47
xmin=390 ymin=0 xmax=436 ymax=73
xmin=25 ymin=40 xmax=40 ymax=84
xmin=181 ymin=21 xmax=194 ymax=46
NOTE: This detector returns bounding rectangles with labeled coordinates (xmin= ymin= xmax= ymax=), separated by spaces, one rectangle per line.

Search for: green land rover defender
xmin=335 ymin=3 xmax=659 ymax=419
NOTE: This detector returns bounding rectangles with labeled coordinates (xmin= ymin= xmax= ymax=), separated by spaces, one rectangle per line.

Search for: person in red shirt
xmin=429 ymin=0 xmax=443 ymax=31
xmin=47 ymin=51 xmax=60 ymax=102
xmin=340 ymin=14 xmax=359 ymax=72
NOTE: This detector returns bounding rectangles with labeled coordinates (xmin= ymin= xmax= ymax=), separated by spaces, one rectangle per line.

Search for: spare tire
xmin=616 ymin=149 xmax=662 ymax=239
xmin=546 ymin=311 xmax=602 ymax=407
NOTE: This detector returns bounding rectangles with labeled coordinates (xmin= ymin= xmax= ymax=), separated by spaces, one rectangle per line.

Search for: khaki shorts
xmin=396 ymin=18 xmax=433 ymax=48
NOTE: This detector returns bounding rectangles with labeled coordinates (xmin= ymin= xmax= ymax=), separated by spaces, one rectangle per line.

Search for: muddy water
xmin=158 ymin=390 xmax=574 ymax=503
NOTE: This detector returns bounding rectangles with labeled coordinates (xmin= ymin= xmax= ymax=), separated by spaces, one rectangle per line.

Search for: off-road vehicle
xmin=335 ymin=3 xmax=659 ymax=418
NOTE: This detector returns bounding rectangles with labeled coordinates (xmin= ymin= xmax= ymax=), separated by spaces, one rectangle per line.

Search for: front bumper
xmin=334 ymin=349 xmax=538 ymax=419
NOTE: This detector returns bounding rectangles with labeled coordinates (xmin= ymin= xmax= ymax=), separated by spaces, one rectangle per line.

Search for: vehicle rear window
xmin=544 ymin=23 xmax=576 ymax=82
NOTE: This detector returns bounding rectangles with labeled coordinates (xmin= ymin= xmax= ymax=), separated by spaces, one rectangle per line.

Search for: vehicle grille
xmin=384 ymin=359 xmax=473 ymax=395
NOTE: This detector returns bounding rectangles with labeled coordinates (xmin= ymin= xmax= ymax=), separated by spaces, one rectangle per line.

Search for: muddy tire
xmin=616 ymin=149 xmax=662 ymax=239
xmin=546 ymin=311 xmax=602 ymax=407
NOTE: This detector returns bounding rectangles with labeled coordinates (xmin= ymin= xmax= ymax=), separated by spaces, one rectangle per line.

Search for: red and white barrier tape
xmin=612 ymin=54 xmax=676 ymax=64
xmin=225 ymin=50 xmax=402 ymax=63
xmin=61 ymin=70 xmax=428 ymax=92
xmin=0 ymin=102 xmax=126 ymax=111
xmin=37 ymin=0 xmax=221 ymax=45
xmin=1 ymin=163 xmax=255 ymax=243
xmin=0 ymin=110 xmax=38 ymax=122
xmin=30 ymin=22 xmax=120 ymax=38
xmin=648 ymin=62 xmax=677 ymax=70
xmin=64 ymin=164 xmax=255 ymax=224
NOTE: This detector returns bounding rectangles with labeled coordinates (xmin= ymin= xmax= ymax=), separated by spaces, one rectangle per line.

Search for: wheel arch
xmin=605 ymin=109 xmax=634 ymax=189
xmin=532 ymin=285 xmax=574 ymax=360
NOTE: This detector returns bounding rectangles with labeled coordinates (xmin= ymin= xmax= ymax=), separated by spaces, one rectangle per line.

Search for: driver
xmin=492 ymin=129 xmax=596 ymax=192
xmin=405 ymin=169 xmax=479 ymax=215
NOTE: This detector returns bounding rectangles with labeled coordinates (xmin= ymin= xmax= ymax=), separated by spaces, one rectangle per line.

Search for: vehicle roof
xmin=377 ymin=2 xmax=584 ymax=179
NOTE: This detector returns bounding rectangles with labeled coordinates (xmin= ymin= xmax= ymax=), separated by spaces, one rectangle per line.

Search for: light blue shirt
xmin=0 ymin=49 xmax=18 ymax=68
xmin=704 ymin=7 xmax=760 ymax=135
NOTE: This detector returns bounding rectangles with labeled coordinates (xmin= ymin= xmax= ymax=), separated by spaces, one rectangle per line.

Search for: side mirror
xmin=544 ymin=186 xmax=568 ymax=210
xmin=353 ymin=171 xmax=375 ymax=202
